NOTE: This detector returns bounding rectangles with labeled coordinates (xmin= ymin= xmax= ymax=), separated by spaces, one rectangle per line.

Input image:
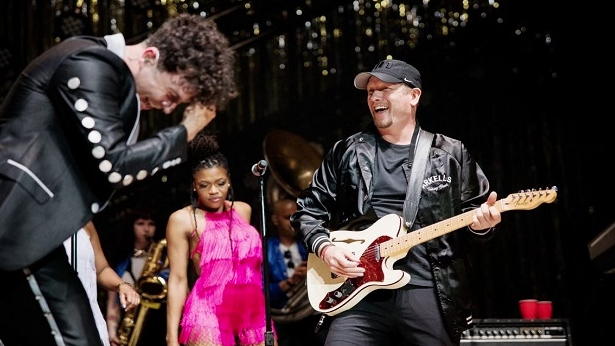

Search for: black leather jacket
xmin=290 ymin=125 xmax=494 ymax=341
xmin=0 ymin=35 xmax=187 ymax=270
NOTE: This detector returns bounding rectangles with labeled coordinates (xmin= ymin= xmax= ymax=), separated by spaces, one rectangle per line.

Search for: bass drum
xmin=262 ymin=130 xmax=322 ymax=206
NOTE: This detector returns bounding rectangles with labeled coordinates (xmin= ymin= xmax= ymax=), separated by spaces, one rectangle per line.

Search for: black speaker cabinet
xmin=460 ymin=318 xmax=571 ymax=346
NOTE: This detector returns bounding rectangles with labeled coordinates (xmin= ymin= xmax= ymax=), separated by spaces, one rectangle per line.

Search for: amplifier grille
xmin=461 ymin=318 xmax=571 ymax=346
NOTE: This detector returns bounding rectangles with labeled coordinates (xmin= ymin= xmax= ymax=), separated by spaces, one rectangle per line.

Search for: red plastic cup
xmin=518 ymin=299 xmax=538 ymax=319
xmin=537 ymin=300 xmax=553 ymax=319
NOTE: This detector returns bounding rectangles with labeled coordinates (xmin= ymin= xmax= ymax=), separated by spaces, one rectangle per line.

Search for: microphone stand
xmin=253 ymin=161 xmax=275 ymax=346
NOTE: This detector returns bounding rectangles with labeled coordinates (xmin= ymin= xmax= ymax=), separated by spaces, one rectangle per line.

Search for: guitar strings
xmin=350 ymin=190 xmax=557 ymax=263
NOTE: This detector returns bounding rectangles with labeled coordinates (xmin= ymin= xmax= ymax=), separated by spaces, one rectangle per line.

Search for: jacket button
xmin=91 ymin=203 xmax=100 ymax=213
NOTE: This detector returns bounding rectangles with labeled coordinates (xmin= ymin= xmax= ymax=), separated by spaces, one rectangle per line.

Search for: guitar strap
xmin=402 ymin=128 xmax=434 ymax=229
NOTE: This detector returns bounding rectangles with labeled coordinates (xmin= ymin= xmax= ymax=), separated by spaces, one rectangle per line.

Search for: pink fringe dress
xmin=179 ymin=209 xmax=273 ymax=346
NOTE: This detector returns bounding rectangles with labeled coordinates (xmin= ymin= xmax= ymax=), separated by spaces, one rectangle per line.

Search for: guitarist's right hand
xmin=320 ymin=245 xmax=365 ymax=278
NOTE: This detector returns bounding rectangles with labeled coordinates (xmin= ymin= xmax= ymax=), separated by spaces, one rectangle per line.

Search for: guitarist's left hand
xmin=320 ymin=245 xmax=365 ymax=279
xmin=469 ymin=191 xmax=502 ymax=232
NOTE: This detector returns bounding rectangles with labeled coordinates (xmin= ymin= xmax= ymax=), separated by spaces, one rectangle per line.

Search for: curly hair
xmin=146 ymin=13 xmax=238 ymax=109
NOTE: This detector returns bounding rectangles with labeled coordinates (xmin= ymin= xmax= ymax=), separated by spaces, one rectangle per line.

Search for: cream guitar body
xmin=307 ymin=188 xmax=558 ymax=316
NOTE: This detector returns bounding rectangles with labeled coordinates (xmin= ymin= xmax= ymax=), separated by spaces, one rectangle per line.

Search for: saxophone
xmin=117 ymin=239 xmax=169 ymax=346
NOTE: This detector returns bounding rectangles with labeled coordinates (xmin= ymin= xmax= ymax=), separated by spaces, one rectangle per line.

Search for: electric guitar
xmin=306 ymin=187 xmax=558 ymax=316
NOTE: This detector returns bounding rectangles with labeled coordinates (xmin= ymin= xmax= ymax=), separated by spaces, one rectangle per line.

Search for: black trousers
xmin=323 ymin=285 xmax=457 ymax=346
xmin=0 ymin=247 xmax=103 ymax=346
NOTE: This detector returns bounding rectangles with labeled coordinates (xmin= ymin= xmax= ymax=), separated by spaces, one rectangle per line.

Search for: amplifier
xmin=461 ymin=318 xmax=571 ymax=346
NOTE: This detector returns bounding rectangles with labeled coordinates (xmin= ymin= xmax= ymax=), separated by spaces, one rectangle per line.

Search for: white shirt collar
xmin=104 ymin=33 xmax=140 ymax=144
xmin=103 ymin=33 xmax=126 ymax=58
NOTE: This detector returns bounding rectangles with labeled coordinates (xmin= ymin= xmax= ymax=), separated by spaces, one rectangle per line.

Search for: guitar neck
xmin=379 ymin=199 xmax=506 ymax=257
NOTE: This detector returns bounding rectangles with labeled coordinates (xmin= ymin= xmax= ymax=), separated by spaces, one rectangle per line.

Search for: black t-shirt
xmin=372 ymin=135 xmax=433 ymax=287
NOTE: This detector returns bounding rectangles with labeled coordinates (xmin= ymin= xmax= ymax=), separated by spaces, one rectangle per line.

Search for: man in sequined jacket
xmin=291 ymin=59 xmax=501 ymax=346
xmin=0 ymin=14 xmax=236 ymax=346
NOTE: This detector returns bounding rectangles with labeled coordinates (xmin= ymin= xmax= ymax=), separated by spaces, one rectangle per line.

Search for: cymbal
xmin=263 ymin=130 xmax=322 ymax=198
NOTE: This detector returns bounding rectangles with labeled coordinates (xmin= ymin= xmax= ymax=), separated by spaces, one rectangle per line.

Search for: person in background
xmin=165 ymin=132 xmax=275 ymax=346
xmin=106 ymin=211 xmax=168 ymax=346
xmin=64 ymin=221 xmax=141 ymax=346
xmin=0 ymin=12 xmax=237 ymax=346
xmin=267 ymin=198 xmax=324 ymax=346
xmin=290 ymin=59 xmax=502 ymax=346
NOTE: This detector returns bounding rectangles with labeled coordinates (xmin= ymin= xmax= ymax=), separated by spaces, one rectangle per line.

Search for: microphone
xmin=251 ymin=159 xmax=268 ymax=177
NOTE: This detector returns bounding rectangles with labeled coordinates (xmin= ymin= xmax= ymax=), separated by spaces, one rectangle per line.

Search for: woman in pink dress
xmin=166 ymin=132 xmax=275 ymax=346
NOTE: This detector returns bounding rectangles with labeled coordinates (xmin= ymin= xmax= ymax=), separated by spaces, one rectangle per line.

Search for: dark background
xmin=1 ymin=1 xmax=611 ymax=344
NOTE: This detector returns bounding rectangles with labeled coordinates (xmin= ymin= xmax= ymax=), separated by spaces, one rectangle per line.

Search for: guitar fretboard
xmin=378 ymin=188 xmax=557 ymax=258
xmin=378 ymin=204 xmax=491 ymax=257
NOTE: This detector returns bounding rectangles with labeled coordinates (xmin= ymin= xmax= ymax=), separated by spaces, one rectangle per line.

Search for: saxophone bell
xmin=137 ymin=274 xmax=168 ymax=301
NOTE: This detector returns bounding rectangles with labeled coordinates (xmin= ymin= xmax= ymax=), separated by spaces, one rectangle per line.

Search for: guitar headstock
xmin=500 ymin=186 xmax=558 ymax=211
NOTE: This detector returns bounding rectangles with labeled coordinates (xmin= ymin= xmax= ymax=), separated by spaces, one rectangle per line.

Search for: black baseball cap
xmin=354 ymin=59 xmax=422 ymax=90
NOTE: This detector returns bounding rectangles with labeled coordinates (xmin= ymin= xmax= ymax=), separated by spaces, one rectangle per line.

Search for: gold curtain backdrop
xmin=2 ymin=0 xmax=541 ymax=129
xmin=1 ymin=1 xmax=611 ymax=345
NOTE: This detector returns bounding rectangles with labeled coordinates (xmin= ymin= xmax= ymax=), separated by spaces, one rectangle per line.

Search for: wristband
xmin=320 ymin=244 xmax=333 ymax=259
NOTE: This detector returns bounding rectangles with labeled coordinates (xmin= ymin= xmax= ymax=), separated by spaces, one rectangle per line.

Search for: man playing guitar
xmin=290 ymin=59 xmax=502 ymax=346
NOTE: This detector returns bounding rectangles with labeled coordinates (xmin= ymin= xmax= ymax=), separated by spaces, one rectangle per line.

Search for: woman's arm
xmin=106 ymin=290 xmax=121 ymax=346
xmin=165 ymin=208 xmax=192 ymax=346
xmin=85 ymin=221 xmax=140 ymax=309
xmin=83 ymin=221 xmax=140 ymax=346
